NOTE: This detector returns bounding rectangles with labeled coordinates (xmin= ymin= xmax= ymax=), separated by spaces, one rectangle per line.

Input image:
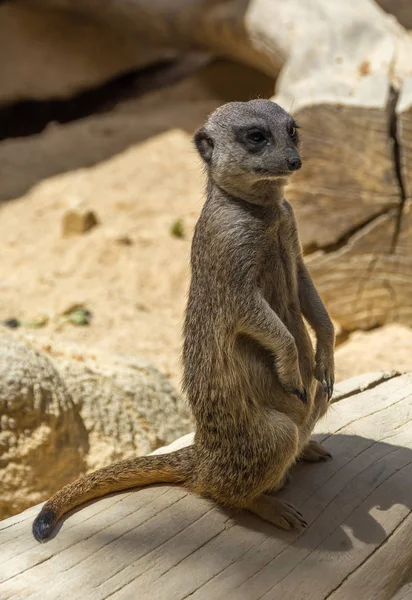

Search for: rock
xmin=0 ymin=336 xmax=88 ymax=519
xmin=0 ymin=335 xmax=191 ymax=518
xmin=43 ymin=339 xmax=192 ymax=470
xmin=61 ymin=202 xmax=99 ymax=236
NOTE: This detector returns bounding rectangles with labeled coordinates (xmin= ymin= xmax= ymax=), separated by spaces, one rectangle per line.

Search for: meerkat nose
xmin=286 ymin=156 xmax=302 ymax=171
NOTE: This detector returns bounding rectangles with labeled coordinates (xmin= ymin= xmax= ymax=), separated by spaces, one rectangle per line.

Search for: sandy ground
xmin=334 ymin=324 xmax=412 ymax=383
xmin=0 ymin=59 xmax=411 ymax=393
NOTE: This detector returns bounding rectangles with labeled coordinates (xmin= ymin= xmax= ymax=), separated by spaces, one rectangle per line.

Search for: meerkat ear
xmin=194 ymin=128 xmax=214 ymax=163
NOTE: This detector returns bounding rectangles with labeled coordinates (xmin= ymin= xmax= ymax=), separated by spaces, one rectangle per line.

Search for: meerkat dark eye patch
xmin=246 ymin=129 xmax=267 ymax=144
xmin=235 ymin=125 xmax=270 ymax=152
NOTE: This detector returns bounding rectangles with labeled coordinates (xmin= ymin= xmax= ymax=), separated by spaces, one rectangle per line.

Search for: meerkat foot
xmin=300 ymin=440 xmax=332 ymax=462
xmin=248 ymin=494 xmax=307 ymax=530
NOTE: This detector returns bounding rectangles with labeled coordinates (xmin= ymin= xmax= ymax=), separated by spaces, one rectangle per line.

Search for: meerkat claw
xmin=300 ymin=440 xmax=332 ymax=462
xmin=327 ymin=379 xmax=334 ymax=400
xmin=320 ymin=376 xmax=333 ymax=401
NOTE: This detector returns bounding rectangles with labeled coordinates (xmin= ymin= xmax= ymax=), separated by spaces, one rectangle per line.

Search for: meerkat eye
xmin=287 ymin=122 xmax=299 ymax=140
xmin=246 ymin=129 xmax=267 ymax=144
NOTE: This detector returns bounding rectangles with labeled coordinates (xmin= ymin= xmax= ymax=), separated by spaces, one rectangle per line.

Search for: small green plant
xmin=170 ymin=218 xmax=185 ymax=239
xmin=62 ymin=305 xmax=92 ymax=326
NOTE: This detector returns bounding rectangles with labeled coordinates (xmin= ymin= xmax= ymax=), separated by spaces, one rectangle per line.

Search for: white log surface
xmin=2 ymin=372 xmax=412 ymax=599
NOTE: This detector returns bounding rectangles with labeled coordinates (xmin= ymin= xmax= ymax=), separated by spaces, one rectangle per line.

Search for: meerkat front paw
xmin=276 ymin=345 xmax=307 ymax=404
xmin=279 ymin=367 xmax=307 ymax=404
xmin=314 ymin=348 xmax=334 ymax=400
xmin=300 ymin=440 xmax=332 ymax=462
xmin=293 ymin=387 xmax=308 ymax=404
xmin=282 ymin=383 xmax=307 ymax=404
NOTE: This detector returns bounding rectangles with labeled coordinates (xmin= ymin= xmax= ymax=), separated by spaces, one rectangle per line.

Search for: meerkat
xmin=32 ymin=99 xmax=335 ymax=542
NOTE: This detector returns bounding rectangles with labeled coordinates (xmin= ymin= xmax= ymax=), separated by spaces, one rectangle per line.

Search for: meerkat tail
xmin=32 ymin=446 xmax=195 ymax=542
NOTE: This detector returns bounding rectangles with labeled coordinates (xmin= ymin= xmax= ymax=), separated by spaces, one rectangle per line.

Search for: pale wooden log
xmin=25 ymin=0 xmax=412 ymax=86
xmin=306 ymin=202 xmax=412 ymax=330
xmin=332 ymin=370 xmax=400 ymax=402
xmin=2 ymin=373 xmax=412 ymax=599
xmin=269 ymin=3 xmax=411 ymax=331
xmin=397 ymin=77 xmax=412 ymax=305
xmin=0 ymin=2 xmax=174 ymax=105
xmin=306 ymin=211 xmax=399 ymax=330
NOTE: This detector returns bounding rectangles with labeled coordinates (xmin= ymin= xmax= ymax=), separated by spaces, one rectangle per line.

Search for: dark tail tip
xmin=32 ymin=508 xmax=57 ymax=542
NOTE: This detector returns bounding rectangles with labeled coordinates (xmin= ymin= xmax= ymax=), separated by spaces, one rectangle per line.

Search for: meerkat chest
xmin=259 ymin=224 xmax=298 ymax=312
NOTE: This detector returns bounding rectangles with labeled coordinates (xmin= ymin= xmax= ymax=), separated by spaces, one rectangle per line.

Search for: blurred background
xmin=1 ymin=0 xmax=412 ymax=519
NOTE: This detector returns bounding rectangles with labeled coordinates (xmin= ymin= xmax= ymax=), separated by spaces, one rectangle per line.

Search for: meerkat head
xmin=194 ymin=99 xmax=301 ymax=200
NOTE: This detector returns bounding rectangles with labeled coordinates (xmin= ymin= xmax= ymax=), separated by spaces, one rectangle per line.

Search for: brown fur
xmin=32 ymin=100 xmax=335 ymax=541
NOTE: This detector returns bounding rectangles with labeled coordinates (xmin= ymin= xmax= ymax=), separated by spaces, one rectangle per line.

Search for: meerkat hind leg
xmin=300 ymin=439 xmax=332 ymax=462
xmin=266 ymin=470 xmax=292 ymax=495
xmin=248 ymin=494 xmax=307 ymax=530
